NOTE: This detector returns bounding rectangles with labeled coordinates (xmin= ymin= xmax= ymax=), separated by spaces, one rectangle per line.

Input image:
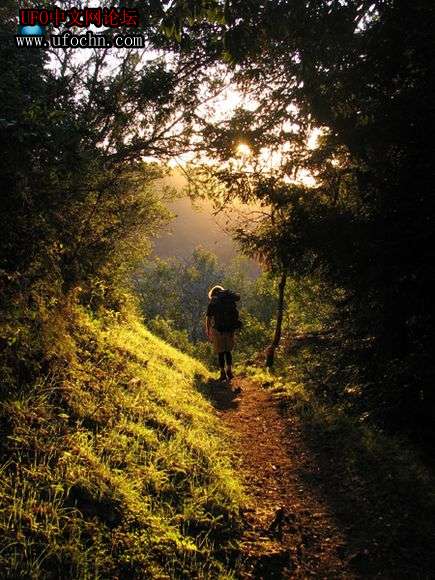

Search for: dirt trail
xmin=210 ymin=377 xmax=354 ymax=579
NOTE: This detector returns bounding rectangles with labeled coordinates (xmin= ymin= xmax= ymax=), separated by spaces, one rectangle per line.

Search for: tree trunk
xmin=265 ymin=271 xmax=287 ymax=368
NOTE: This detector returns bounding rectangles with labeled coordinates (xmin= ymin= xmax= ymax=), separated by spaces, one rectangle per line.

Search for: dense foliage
xmin=0 ymin=0 xmax=220 ymax=394
xmin=1 ymin=0 xmax=434 ymax=574
xmin=171 ymin=0 xmax=435 ymax=436
xmin=0 ymin=4 xmax=242 ymax=575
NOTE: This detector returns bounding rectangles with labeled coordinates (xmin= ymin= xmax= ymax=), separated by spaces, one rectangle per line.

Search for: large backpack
xmin=212 ymin=290 xmax=242 ymax=332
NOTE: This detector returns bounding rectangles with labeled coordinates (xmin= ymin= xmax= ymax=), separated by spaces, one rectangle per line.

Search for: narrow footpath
xmin=211 ymin=377 xmax=351 ymax=578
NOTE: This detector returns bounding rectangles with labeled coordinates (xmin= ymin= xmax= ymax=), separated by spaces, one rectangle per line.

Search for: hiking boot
xmin=218 ymin=370 xmax=227 ymax=382
xmin=226 ymin=367 xmax=234 ymax=380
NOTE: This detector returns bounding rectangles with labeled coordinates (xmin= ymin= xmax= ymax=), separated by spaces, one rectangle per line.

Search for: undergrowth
xmin=242 ymin=360 xmax=435 ymax=576
xmin=0 ymin=306 xmax=244 ymax=579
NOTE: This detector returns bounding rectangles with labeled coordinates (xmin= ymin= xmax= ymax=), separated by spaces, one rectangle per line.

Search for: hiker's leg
xmin=224 ymin=351 xmax=233 ymax=379
xmin=218 ymin=352 xmax=226 ymax=380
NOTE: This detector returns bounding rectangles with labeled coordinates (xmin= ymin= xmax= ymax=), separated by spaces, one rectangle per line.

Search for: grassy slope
xmin=0 ymin=308 xmax=243 ymax=579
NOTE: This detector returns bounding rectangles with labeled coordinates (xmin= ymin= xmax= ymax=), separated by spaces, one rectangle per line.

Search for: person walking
xmin=206 ymin=285 xmax=242 ymax=382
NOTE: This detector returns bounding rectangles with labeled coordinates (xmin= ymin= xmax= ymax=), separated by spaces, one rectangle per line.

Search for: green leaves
xmin=159 ymin=0 xmax=227 ymax=41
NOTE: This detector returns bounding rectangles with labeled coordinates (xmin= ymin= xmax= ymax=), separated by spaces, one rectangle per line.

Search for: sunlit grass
xmin=0 ymin=306 xmax=244 ymax=578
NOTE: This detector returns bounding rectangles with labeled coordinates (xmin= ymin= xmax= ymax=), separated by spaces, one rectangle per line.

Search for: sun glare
xmin=236 ymin=142 xmax=251 ymax=156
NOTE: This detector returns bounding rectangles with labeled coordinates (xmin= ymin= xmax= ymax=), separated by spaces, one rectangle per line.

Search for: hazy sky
xmin=153 ymin=195 xmax=238 ymax=264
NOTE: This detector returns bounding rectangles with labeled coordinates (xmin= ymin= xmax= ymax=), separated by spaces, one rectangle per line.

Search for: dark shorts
xmin=210 ymin=328 xmax=235 ymax=353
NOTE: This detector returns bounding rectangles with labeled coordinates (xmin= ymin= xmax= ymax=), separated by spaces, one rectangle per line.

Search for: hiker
xmin=206 ymin=285 xmax=242 ymax=381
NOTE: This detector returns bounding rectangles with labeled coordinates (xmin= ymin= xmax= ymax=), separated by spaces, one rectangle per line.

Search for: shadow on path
xmin=213 ymin=376 xmax=435 ymax=578
xmin=196 ymin=376 xmax=242 ymax=411
xmin=214 ymin=377 xmax=354 ymax=578
xmin=287 ymin=403 xmax=435 ymax=577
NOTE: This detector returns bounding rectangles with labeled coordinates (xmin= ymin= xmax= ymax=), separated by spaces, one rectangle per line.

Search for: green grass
xmin=0 ymin=307 xmax=244 ymax=579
